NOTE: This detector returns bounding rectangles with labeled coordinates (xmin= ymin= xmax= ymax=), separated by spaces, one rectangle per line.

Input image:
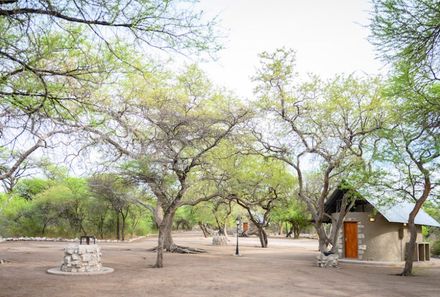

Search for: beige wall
xmin=334 ymin=212 xmax=423 ymax=262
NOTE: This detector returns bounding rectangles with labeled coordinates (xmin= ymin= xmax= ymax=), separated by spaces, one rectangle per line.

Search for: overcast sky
xmin=196 ymin=0 xmax=385 ymax=98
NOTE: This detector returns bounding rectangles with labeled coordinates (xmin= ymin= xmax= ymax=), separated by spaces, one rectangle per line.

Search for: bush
xmin=432 ymin=240 xmax=440 ymax=256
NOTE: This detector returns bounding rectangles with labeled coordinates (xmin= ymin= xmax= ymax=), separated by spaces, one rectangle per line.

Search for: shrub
xmin=432 ymin=240 xmax=440 ymax=256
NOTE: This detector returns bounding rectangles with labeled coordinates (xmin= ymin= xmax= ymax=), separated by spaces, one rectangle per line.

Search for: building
xmin=325 ymin=188 xmax=440 ymax=262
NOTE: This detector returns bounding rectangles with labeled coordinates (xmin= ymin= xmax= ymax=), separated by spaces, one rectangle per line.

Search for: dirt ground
xmin=1 ymin=232 xmax=440 ymax=297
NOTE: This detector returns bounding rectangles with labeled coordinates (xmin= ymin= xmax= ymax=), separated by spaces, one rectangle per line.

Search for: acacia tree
xmin=210 ymin=199 xmax=233 ymax=237
xmin=75 ymin=65 xmax=248 ymax=267
xmin=226 ymin=156 xmax=294 ymax=248
xmin=371 ymin=76 xmax=440 ymax=275
xmin=1 ymin=0 xmax=220 ymax=261
xmin=0 ymin=0 xmax=219 ymax=114
xmin=89 ymin=174 xmax=133 ymax=241
xmin=370 ymin=0 xmax=440 ymax=85
xmin=253 ymin=48 xmax=386 ymax=253
xmin=376 ymin=123 xmax=439 ymax=275
xmin=0 ymin=0 xmax=220 ymax=185
xmin=370 ymin=0 xmax=440 ymax=275
xmin=0 ymin=150 xmax=31 ymax=193
xmin=272 ymin=197 xmax=310 ymax=239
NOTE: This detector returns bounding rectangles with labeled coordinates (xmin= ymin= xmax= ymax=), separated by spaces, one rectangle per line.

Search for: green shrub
xmin=432 ymin=240 xmax=440 ymax=256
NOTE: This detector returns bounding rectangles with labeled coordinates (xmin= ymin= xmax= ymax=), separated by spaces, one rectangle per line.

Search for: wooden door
xmin=344 ymin=222 xmax=358 ymax=258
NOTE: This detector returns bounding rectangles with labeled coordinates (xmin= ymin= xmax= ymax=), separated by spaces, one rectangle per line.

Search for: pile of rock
xmin=212 ymin=233 xmax=228 ymax=246
xmin=316 ymin=252 xmax=339 ymax=268
xmin=60 ymin=244 xmax=102 ymax=273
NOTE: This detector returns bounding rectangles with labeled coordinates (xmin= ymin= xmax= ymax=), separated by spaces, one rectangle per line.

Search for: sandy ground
xmin=1 ymin=232 xmax=440 ymax=297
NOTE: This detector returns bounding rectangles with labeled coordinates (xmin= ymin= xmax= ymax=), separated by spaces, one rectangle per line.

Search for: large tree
xmin=371 ymin=75 xmax=440 ymax=276
xmin=370 ymin=0 xmax=440 ymax=84
xmin=222 ymin=155 xmax=294 ymax=248
xmin=0 ymin=0 xmax=220 ymax=183
xmin=272 ymin=197 xmax=311 ymax=239
xmin=253 ymin=48 xmax=386 ymax=254
xmin=89 ymin=174 xmax=134 ymax=241
xmin=370 ymin=0 xmax=440 ymax=275
xmin=73 ymin=65 xmax=248 ymax=267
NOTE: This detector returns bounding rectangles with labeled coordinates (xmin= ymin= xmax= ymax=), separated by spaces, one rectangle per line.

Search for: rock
xmin=212 ymin=234 xmax=228 ymax=246
xmin=82 ymin=254 xmax=91 ymax=262
xmin=60 ymin=243 xmax=103 ymax=273
xmin=71 ymin=253 xmax=80 ymax=261
xmin=316 ymin=252 xmax=339 ymax=268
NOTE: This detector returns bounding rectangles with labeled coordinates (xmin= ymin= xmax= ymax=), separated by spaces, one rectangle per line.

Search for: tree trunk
xmin=154 ymin=224 xmax=166 ymax=268
xmin=116 ymin=212 xmax=120 ymax=240
xmin=402 ymin=218 xmax=417 ymax=276
xmin=80 ymin=224 xmax=87 ymax=236
xmin=293 ymin=224 xmax=300 ymax=239
xmin=163 ymin=211 xmax=176 ymax=251
xmin=257 ymin=227 xmax=268 ymax=248
xmin=199 ymin=222 xmax=210 ymax=238
xmin=42 ymin=222 xmax=48 ymax=235
xmin=316 ymin=224 xmax=329 ymax=252
xmin=286 ymin=224 xmax=293 ymax=238
xmin=164 ymin=223 xmax=174 ymax=251
xmin=278 ymin=222 xmax=283 ymax=235
xmin=99 ymin=217 xmax=104 ymax=239
xmin=121 ymin=214 xmax=126 ymax=241
xmin=401 ymin=172 xmax=430 ymax=276
xmin=121 ymin=208 xmax=128 ymax=241
xmin=154 ymin=210 xmax=177 ymax=267
xmin=223 ymin=224 xmax=228 ymax=239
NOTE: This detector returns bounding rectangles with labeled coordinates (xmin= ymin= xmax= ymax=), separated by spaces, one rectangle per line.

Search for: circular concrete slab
xmin=47 ymin=267 xmax=114 ymax=276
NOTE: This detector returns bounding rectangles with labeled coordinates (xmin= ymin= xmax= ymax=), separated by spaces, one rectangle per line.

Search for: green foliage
xmin=423 ymin=201 xmax=440 ymax=240
xmin=370 ymin=0 xmax=440 ymax=84
xmin=174 ymin=206 xmax=197 ymax=230
xmin=0 ymin=175 xmax=153 ymax=239
xmin=14 ymin=178 xmax=52 ymax=201
xmin=432 ymin=240 xmax=440 ymax=256
xmin=271 ymin=198 xmax=311 ymax=238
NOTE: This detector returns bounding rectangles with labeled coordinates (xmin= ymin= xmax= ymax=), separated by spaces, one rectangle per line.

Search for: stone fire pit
xmin=47 ymin=243 xmax=113 ymax=275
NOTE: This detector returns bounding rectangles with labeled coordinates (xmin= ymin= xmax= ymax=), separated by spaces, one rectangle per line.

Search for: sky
xmin=196 ymin=0 xmax=385 ymax=98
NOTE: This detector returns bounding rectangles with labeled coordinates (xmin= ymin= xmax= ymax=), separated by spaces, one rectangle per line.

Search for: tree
xmin=0 ymin=0 xmax=220 ymax=184
xmin=0 ymin=0 xmax=219 ymax=114
xmin=61 ymin=177 xmax=91 ymax=236
xmin=13 ymin=178 xmax=51 ymax=201
xmin=87 ymin=195 xmax=110 ymax=239
xmin=225 ymin=156 xmax=294 ymax=248
xmin=75 ymin=65 xmax=248 ymax=267
xmin=370 ymin=0 xmax=440 ymax=84
xmin=209 ymin=199 xmax=233 ymax=237
xmin=89 ymin=174 xmax=133 ymax=241
xmin=371 ymin=82 xmax=439 ymax=276
xmin=28 ymin=184 xmax=71 ymax=236
xmin=424 ymin=201 xmax=440 ymax=240
xmin=272 ymin=198 xmax=311 ymax=239
xmin=0 ymin=147 xmax=34 ymax=193
xmin=253 ymin=48 xmax=385 ymax=253
xmin=370 ymin=0 xmax=440 ymax=275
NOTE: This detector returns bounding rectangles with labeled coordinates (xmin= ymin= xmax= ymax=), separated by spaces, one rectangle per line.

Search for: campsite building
xmin=325 ymin=188 xmax=440 ymax=262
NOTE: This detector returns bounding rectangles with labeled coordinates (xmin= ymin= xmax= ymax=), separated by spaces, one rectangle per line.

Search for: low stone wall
xmin=1 ymin=236 xmax=145 ymax=243
xmin=61 ymin=244 xmax=102 ymax=273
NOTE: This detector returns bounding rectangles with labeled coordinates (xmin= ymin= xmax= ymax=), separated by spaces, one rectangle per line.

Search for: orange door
xmin=243 ymin=222 xmax=249 ymax=233
xmin=344 ymin=222 xmax=358 ymax=258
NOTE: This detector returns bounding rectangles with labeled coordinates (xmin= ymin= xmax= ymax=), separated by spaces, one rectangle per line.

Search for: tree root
xmin=148 ymin=244 xmax=207 ymax=254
